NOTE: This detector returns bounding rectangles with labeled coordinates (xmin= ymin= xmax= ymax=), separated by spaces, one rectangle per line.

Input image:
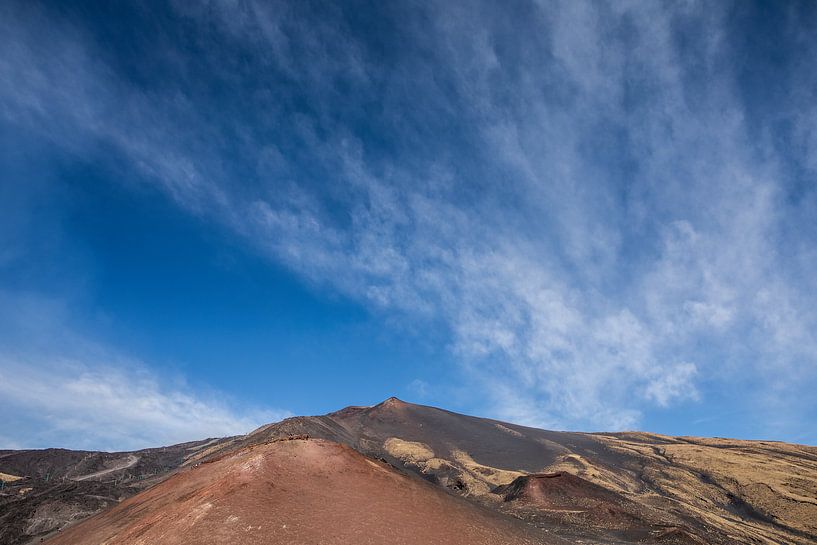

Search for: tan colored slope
xmin=45 ymin=438 xmax=564 ymax=545
xmin=0 ymin=472 xmax=22 ymax=482
xmin=576 ymin=433 xmax=817 ymax=545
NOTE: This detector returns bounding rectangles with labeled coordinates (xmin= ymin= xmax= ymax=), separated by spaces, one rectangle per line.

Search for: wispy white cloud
xmin=0 ymin=357 xmax=288 ymax=451
xmin=645 ymin=362 xmax=698 ymax=408
xmin=406 ymin=379 xmax=430 ymax=400
xmin=0 ymin=292 xmax=289 ymax=450
xmin=1 ymin=1 xmax=816 ymax=438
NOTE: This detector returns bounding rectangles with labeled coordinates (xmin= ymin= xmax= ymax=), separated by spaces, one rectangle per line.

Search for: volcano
xmin=2 ymin=398 xmax=815 ymax=545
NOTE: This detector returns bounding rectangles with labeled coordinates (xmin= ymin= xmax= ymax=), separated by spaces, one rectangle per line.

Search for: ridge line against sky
xmin=1 ymin=0 xmax=817 ymax=449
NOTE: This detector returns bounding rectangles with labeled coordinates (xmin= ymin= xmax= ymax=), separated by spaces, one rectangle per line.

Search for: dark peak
xmin=379 ymin=396 xmax=408 ymax=407
xmin=328 ymin=397 xmax=410 ymax=420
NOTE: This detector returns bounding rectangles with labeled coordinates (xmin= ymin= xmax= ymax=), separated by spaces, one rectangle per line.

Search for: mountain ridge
xmin=2 ymin=398 xmax=815 ymax=545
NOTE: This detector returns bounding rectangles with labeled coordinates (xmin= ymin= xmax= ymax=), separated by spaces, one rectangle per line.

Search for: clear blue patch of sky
xmin=1 ymin=126 xmax=455 ymax=418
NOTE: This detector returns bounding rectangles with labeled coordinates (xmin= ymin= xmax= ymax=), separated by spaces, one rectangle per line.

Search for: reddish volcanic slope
xmin=45 ymin=438 xmax=563 ymax=545
xmin=494 ymin=472 xmax=665 ymax=539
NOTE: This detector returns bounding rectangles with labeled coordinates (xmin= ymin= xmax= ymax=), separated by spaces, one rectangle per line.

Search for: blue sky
xmin=1 ymin=1 xmax=816 ymax=450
